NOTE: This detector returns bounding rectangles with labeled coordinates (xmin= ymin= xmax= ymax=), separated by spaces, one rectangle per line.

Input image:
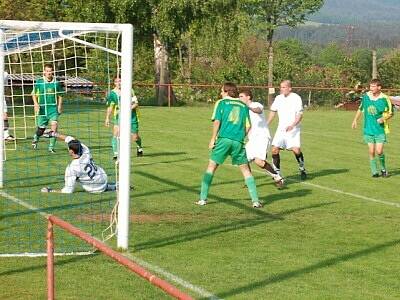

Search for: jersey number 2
xmin=84 ymin=159 xmax=98 ymax=179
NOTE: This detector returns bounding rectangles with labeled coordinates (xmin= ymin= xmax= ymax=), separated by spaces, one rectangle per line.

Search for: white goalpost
xmin=0 ymin=20 xmax=133 ymax=252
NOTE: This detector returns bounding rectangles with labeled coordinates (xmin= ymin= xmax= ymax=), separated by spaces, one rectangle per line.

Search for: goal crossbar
xmin=47 ymin=215 xmax=193 ymax=300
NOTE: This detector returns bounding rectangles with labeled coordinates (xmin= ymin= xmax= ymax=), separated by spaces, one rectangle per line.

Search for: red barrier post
xmin=47 ymin=220 xmax=55 ymax=300
xmin=48 ymin=215 xmax=193 ymax=300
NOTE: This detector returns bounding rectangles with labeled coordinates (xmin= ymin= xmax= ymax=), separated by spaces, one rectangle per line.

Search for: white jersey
xmin=270 ymin=92 xmax=303 ymax=132
xmin=248 ymin=102 xmax=271 ymax=139
xmin=246 ymin=102 xmax=271 ymax=161
xmin=61 ymin=136 xmax=108 ymax=193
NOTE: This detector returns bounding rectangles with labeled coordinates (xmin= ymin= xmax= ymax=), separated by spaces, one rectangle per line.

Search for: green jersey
xmin=32 ymin=77 xmax=64 ymax=113
xmin=106 ymin=89 xmax=139 ymax=123
xmin=359 ymin=92 xmax=392 ymax=135
xmin=212 ymin=98 xmax=250 ymax=143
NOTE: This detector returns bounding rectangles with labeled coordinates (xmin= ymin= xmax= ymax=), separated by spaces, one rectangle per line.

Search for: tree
xmin=249 ymin=0 xmax=324 ymax=103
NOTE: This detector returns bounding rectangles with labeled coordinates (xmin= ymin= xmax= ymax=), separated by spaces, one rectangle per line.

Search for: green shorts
xmin=210 ymin=137 xmax=248 ymax=165
xmin=113 ymin=118 xmax=139 ymax=134
xmin=131 ymin=121 xmax=139 ymax=134
xmin=36 ymin=109 xmax=59 ymax=127
xmin=363 ymin=133 xmax=386 ymax=144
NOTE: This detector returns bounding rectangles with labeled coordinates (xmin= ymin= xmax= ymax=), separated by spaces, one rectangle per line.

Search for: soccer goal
xmin=0 ymin=20 xmax=133 ymax=255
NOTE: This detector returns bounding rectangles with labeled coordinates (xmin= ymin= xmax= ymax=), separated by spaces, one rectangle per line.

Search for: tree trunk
xmin=372 ymin=49 xmax=378 ymax=79
xmin=153 ymin=34 xmax=175 ymax=106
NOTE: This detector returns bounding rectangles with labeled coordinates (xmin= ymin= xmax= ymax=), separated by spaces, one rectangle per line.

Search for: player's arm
xmin=131 ymin=94 xmax=139 ymax=110
xmin=42 ymin=166 xmax=76 ymax=194
xmin=352 ymin=109 xmax=362 ymax=129
xmin=248 ymin=105 xmax=262 ymax=114
xmin=31 ymin=83 xmax=39 ymax=114
xmin=209 ymin=120 xmax=220 ymax=149
xmin=105 ymin=105 xmax=113 ymax=127
xmin=57 ymin=95 xmax=63 ymax=114
xmin=267 ymin=110 xmax=276 ymax=125
xmin=286 ymin=113 xmax=303 ymax=132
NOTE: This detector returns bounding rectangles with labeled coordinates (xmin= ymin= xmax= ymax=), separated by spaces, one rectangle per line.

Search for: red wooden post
xmin=47 ymin=219 xmax=55 ymax=300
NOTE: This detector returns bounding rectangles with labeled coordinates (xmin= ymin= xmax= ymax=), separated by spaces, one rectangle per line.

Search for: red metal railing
xmin=46 ymin=215 xmax=193 ymax=300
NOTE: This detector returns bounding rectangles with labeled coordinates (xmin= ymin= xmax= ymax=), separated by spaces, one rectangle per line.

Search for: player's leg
xmin=32 ymin=116 xmax=48 ymax=149
xmin=48 ymin=120 xmax=58 ymax=153
xmin=197 ymin=138 xmax=229 ymax=205
xmin=375 ymin=140 xmax=387 ymax=177
xmin=367 ymin=142 xmax=378 ymax=177
xmin=233 ymin=140 xmax=260 ymax=207
xmin=3 ymin=112 xmax=14 ymax=141
xmin=292 ymin=147 xmax=306 ymax=180
xmin=131 ymin=122 xmax=143 ymax=156
xmin=271 ymin=146 xmax=281 ymax=175
xmin=112 ymin=125 xmax=119 ymax=159
xmin=253 ymin=157 xmax=284 ymax=188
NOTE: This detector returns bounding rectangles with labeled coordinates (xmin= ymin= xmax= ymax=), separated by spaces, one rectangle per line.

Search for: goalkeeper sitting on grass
xmin=41 ymin=130 xmax=116 ymax=194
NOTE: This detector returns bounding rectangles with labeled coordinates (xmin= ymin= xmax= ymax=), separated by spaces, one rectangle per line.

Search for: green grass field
xmin=1 ymin=104 xmax=400 ymax=299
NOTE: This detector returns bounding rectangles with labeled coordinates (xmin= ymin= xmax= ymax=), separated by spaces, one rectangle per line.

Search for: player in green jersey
xmin=196 ymin=82 xmax=261 ymax=208
xmin=352 ymin=79 xmax=393 ymax=177
xmin=105 ymin=77 xmax=143 ymax=159
xmin=31 ymin=64 xmax=64 ymax=153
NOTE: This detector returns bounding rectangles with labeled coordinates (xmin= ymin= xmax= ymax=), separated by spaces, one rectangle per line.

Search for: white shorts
xmin=246 ymin=136 xmax=271 ymax=161
xmin=272 ymin=129 xmax=301 ymax=150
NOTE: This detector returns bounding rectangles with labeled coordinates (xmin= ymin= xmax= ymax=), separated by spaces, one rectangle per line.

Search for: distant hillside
xmin=275 ymin=0 xmax=400 ymax=47
xmin=310 ymin=0 xmax=400 ymax=25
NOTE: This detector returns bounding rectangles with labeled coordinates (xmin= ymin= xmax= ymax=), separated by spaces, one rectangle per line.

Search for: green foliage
xmin=378 ymin=50 xmax=400 ymax=89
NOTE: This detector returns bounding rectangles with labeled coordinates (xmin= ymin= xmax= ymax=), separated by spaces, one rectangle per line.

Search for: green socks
xmin=378 ymin=154 xmax=386 ymax=171
xmin=49 ymin=137 xmax=56 ymax=149
xmin=111 ymin=136 xmax=118 ymax=155
xmin=245 ymin=176 xmax=259 ymax=203
xmin=136 ymin=137 xmax=142 ymax=148
xmin=369 ymin=158 xmax=378 ymax=175
xmin=200 ymin=172 xmax=214 ymax=201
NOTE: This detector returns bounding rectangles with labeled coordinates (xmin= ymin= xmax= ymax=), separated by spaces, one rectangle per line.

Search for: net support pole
xmin=0 ymin=29 xmax=5 ymax=187
xmin=117 ymin=24 xmax=133 ymax=250
xmin=47 ymin=219 xmax=55 ymax=300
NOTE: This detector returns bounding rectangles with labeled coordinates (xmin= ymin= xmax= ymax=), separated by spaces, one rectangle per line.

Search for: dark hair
xmin=370 ymin=78 xmax=382 ymax=87
xmin=68 ymin=139 xmax=83 ymax=156
xmin=43 ymin=63 xmax=54 ymax=70
xmin=239 ymin=88 xmax=253 ymax=100
xmin=223 ymin=82 xmax=238 ymax=97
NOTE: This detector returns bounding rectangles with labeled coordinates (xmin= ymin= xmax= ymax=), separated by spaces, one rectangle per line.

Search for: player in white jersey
xmin=239 ymin=89 xmax=284 ymax=188
xmin=40 ymin=131 xmax=116 ymax=194
xmin=267 ymin=80 xmax=307 ymax=180
xmin=3 ymin=72 xmax=14 ymax=141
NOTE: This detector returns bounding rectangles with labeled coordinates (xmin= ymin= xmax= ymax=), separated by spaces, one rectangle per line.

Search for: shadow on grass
xmin=0 ymin=252 xmax=100 ymax=277
xmin=283 ymin=168 xmax=350 ymax=185
xmin=134 ymin=202 xmax=336 ymax=251
xmin=213 ymin=239 xmax=400 ymax=299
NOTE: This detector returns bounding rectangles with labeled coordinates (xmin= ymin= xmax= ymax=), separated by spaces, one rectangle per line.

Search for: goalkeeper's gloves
xmin=41 ymin=187 xmax=53 ymax=193
xmin=43 ymin=129 xmax=59 ymax=138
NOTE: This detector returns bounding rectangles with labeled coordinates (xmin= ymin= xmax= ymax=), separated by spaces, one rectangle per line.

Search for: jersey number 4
xmin=84 ymin=159 xmax=98 ymax=179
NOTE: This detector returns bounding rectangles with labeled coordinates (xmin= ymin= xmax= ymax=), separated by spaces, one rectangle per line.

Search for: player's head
xmin=369 ymin=78 xmax=382 ymax=94
xmin=239 ymin=88 xmax=253 ymax=104
xmin=67 ymin=139 xmax=83 ymax=157
xmin=280 ymin=80 xmax=292 ymax=97
xmin=113 ymin=76 xmax=121 ymax=89
xmin=221 ymin=82 xmax=238 ymax=98
xmin=43 ymin=64 xmax=54 ymax=81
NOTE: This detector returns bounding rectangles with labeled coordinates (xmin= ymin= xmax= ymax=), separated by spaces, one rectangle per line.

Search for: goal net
xmin=0 ymin=20 xmax=133 ymax=255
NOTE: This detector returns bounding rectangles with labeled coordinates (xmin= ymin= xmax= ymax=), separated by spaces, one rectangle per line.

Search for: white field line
xmin=0 ymin=191 xmax=221 ymax=299
xmin=249 ymin=168 xmax=400 ymax=208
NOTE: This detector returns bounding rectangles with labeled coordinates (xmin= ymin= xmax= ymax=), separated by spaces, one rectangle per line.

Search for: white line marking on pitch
xmin=0 ymin=191 xmax=221 ymax=299
xmin=249 ymin=168 xmax=400 ymax=208
xmin=126 ymin=253 xmax=221 ymax=300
